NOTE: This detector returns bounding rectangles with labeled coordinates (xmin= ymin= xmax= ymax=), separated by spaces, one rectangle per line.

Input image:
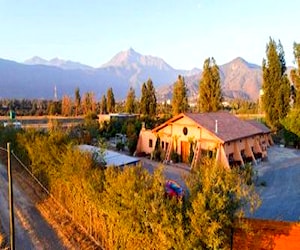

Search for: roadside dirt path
xmin=0 ymin=162 xmax=67 ymax=249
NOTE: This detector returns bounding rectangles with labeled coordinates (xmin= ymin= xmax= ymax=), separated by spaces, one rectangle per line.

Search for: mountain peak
xmin=226 ymin=57 xmax=260 ymax=70
xmin=232 ymin=57 xmax=247 ymax=63
xmin=24 ymin=56 xmax=93 ymax=70
xmin=101 ymin=48 xmax=174 ymax=71
xmin=102 ymin=48 xmax=142 ymax=67
xmin=24 ymin=56 xmax=48 ymax=65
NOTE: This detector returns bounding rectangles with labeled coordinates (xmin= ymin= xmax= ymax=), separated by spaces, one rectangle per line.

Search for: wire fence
xmin=0 ymin=146 xmax=103 ymax=249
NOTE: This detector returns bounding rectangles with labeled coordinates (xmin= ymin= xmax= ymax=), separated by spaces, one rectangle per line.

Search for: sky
xmin=1 ymin=0 xmax=300 ymax=69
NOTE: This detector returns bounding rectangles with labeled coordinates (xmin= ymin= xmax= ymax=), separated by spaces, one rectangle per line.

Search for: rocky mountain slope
xmin=0 ymin=48 xmax=263 ymax=101
xmin=157 ymin=57 xmax=262 ymax=103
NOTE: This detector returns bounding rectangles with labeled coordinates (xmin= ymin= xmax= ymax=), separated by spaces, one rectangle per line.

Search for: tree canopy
xmin=262 ymin=38 xmax=290 ymax=131
xmin=100 ymin=94 xmax=107 ymax=114
xmin=290 ymin=42 xmax=300 ymax=108
xmin=198 ymin=57 xmax=223 ymax=113
xmin=171 ymin=75 xmax=189 ymax=115
xmin=74 ymin=87 xmax=81 ymax=116
xmin=125 ymin=87 xmax=136 ymax=114
xmin=106 ymin=87 xmax=115 ymax=113
xmin=185 ymin=159 xmax=260 ymax=249
xmin=140 ymin=78 xmax=157 ymax=117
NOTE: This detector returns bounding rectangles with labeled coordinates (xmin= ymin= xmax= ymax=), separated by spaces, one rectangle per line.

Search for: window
xmin=183 ymin=127 xmax=188 ymax=135
xmin=162 ymin=141 xmax=165 ymax=149
xmin=149 ymin=139 xmax=153 ymax=148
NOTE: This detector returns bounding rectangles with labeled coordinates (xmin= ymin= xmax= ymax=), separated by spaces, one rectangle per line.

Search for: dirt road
xmin=0 ymin=163 xmax=67 ymax=249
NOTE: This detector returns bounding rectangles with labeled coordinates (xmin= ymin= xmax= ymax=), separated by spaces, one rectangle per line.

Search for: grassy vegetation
xmin=0 ymin=123 xmax=260 ymax=249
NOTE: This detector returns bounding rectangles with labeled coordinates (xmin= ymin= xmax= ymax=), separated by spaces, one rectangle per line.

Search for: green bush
xmin=170 ymin=151 xmax=180 ymax=163
xmin=116 ymin=141 xmax=125 ymax=151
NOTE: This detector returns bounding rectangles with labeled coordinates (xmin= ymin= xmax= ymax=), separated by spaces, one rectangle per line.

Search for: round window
xmin=183 ymin=127 xmax=188 ymax=135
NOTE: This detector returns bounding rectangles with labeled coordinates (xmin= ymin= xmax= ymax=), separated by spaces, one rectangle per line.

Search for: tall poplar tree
xmin=125 ymin=87 xmax=136 ymax=114
xmin=140 ymin=78 xmax=157 ymax=117
xmin=198 ymin=57 xmax=222 ymax=113
xmin=140 ymin=82 xmax=148 ymax=115
xmin=262 ymin=38 xmax=290 ymax=130
xmin=61 ymin=95 xmax=72 ymax=116
xmin=290 ymin=42 xmax=300 ymax=108
xmin=100 ymin=95 xmax=107 ymax=114
xmin=106 ymin=87 xmax=115 ymax=113
xmin=82 ymin=92 xmax=96 ymax=115
xmin=147 ymin=78 xmax=157 ymax=117
xmin=171 ymin=75 xmax=189 ymax=115
xmin=74 ymin=87 xmax=81 ymax=116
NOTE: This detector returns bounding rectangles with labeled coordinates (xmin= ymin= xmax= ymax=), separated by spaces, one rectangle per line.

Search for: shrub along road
xmin=142 ymin=145 xmax=300 ymax=222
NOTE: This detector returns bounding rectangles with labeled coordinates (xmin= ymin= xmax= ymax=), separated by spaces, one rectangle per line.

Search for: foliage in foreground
xmin=185 ymin=158 xmax=260 ymax=249
xmin=13 ymin=129 xmax=260 ymax=249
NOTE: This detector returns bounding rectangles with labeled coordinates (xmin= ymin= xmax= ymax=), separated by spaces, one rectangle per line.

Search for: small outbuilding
xmin=77 ymin=144 xmax=140 ymax=167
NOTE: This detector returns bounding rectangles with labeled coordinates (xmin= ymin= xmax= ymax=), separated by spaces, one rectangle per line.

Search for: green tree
xmin=140 ymin=82 xmax=148 ymax=115
xmin=262 ymin=38 xmax=290 ymax=130
xmin=147 ymin=78 xmax=157 ymax=117
xmin=106 ymin=87 xmax=115 ymax=113
xmin=171 ymin=75 xmax=189 ymax=115
xmin=140 ymin=78 xmax=157 ymax=117
xmin=186 ymin=158 xmax=260 ymax=249
xmin=198 ymin=57 xmax=223 ymax=112
xmin=100 ymin=165 xmax=186 ymax=249
xmin=290 ymin=42 xmax=300 ymax=108
xmin=74 ymin=87 xmax=81 ymax=116
xmin=281 ymin=109 xmax=300 ymax=138
xmin=100 ymin=95 xmax=107 ymax=114
xmin=61 ymin=95 xmax=73 ymax=116
xmin=125 ymin=87 xmax=136 ymax=114
xmin=82 ymin=92 xmax=96 ymax=115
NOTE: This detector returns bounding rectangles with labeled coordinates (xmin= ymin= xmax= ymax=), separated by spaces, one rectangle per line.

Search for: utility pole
xmin=7 ymin=142 xmax=15 ymax=250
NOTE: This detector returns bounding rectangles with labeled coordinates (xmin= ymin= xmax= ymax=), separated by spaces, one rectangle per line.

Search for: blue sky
xmin=1 ymin=0 xmax=299 ymax=69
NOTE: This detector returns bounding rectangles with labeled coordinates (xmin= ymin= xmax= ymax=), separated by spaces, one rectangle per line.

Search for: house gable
xmin=152 ymin=114 xmax=223 ymax=145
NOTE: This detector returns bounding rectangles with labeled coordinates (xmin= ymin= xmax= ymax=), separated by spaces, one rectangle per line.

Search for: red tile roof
xmin=185 ymin=112 xmax=264 ymax=142
xmin=246 ymin=120 xmax=271 ymax=134
xmin=153 ymin=111 xmax=268 ymax=143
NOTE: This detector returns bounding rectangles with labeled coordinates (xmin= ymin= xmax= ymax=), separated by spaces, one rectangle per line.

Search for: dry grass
xmin=0 ymin=152 xmax=102 ymax=249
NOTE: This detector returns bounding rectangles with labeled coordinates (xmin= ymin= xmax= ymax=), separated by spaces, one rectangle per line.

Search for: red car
xmin=165 ymin=180 xmax=184 ymax=198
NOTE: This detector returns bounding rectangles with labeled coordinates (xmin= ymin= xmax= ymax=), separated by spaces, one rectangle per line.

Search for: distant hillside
xmin=157 ymin=57 xmax=262 ymax=103
xmin=0 ymin=49 xmax=265 ymax=101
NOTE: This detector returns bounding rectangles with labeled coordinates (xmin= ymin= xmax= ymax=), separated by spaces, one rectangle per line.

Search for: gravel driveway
xmin=251 ymin=145 xmax=300 ymax=221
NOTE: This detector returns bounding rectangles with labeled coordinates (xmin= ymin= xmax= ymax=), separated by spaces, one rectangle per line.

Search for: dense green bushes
xmin=7 ymin=128 xmax=260 ymax=249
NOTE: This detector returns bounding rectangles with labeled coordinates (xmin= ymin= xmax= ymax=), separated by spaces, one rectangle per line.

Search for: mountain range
xmin=0 ymin=48 xmax=263 ymax=101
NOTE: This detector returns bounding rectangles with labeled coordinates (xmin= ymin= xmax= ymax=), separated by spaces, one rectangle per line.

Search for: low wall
xmin=233 ymin=218 xmax=300 ymax=249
